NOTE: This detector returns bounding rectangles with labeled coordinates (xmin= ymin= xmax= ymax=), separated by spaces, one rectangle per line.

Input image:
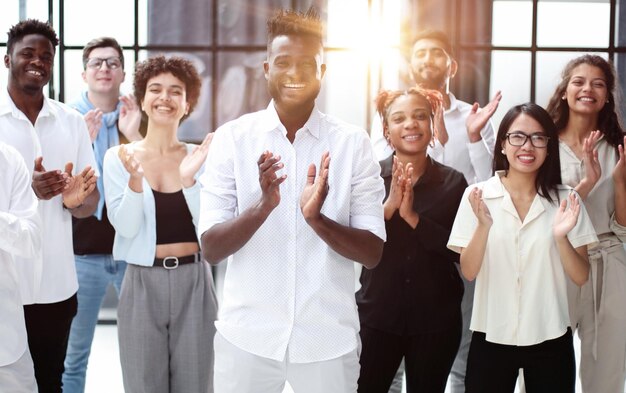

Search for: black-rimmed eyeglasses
xmin=85 ymin=57 xmax=122 ymax=70
xmin=505 ymin=132 xmax=550 ymax=148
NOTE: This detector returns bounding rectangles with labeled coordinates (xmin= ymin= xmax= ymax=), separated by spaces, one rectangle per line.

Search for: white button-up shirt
xmin=0 ymin=142 xmax=40 ymax=366
xmin=199 ymin=102 xmax=385 ymax=362
xmin=0 ymin=89 xmax=97 ymax=304
xmin=448 ymin=172 xmax=598 ymax=346
xmin=371 ymin=93 xmax=495 ymax=184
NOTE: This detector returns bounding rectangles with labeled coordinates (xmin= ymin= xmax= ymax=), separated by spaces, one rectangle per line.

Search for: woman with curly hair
xmin=356 ymin=87 xmax=467 ymax=392
xmin=103 ymin=55 xmax=216 ymax=393
xmin=546 ymin=54 xmax=626 ymax=393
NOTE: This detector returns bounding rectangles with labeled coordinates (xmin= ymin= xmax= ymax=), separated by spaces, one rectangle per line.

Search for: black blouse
xmin=356 ymin=155 xmax=468 ymax=335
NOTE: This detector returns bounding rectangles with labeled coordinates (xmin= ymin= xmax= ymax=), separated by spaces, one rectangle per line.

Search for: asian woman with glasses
xmin=546 ymin=55 xmax=626 ymax=393
xmin=448 ymin=103 xmax=598 ymax=392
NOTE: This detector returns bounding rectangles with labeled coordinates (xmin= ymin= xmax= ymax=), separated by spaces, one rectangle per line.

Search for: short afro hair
xmin=133 ymin=55 xmax=202 ymax=122
xmin=267 ymin=8 xmax=323 ymax=52
xmin=7 ymin=19 xmax=58 ymax=54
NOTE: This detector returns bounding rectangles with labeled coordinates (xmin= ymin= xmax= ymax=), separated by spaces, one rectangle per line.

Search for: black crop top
xmin=153 ymin=189 xmax=198 ymax=245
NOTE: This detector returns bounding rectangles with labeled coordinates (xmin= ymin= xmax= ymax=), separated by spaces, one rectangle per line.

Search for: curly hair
xmin=376 ymin=86 xmax=443 ymax=130
xmin=546 ymin=54 xmax=625 ymax=148
xmin=494 ymin=103 xmax=562 ymax=203
xmin=267 ymin=8 xmax=323 ymax=51
xmin=82 ymin=37 xmax=124 ymax=69
xmin=133 ymin=55 xmax=202 ymax=122
xmin=6 ymin=19 xmax=59 ymax=54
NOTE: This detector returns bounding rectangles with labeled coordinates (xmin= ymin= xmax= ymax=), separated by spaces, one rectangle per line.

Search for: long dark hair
xmin=546 ymin=54 xmax=625 ymax=148
xmin=494 ymin=103 xmax=562 ymax=203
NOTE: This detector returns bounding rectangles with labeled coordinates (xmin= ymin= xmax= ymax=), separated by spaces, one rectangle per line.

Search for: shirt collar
xmin=446 ymin=92 xmax=460 ymax=114
xmin=0 ymin=87 xmax=56 ymax=120
xmin=260 ymin=100 xmax=321 ymax=139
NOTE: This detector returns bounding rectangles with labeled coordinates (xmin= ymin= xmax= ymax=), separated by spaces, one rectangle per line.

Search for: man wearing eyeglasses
xmin=370 ymin=30 xmax=501 ymax=393
xmin=62 ymin=36 xmax=142 ymax=393
xmin=0 ymin=20 xmax=99 ymax=392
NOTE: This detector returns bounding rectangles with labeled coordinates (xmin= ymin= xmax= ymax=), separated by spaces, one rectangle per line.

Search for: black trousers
xmin=357 ymin=324 xmax=461 ymax=393
xmin=24 ymin=293 xmax=78 ymax=393
xmin=465 ymin=328 xmax=575 ymax=393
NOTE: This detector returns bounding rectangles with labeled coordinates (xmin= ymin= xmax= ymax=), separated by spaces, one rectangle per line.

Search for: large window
xmin=0 ymin=0 xmax=412 ymax=141
xmin=482 ymin=0 xmax=625 ymax=126
xmin=2 ymin=0 xmax=624 ymax=137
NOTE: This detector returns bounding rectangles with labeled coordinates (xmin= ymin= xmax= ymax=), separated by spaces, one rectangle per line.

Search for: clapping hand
xmin=300 ymin=152 xmax=330 ymax=222
xmin=31 ymin=157 xmax=69 ymax=200
xmin=612 ymin=135 xmax=626 ymax=186
xmin=118 ymin=144 xmax=144 ymax=178
xmin=553 ymin=192 xmax=581 ymax=239
xmin=575 ymin=130 xmax=602 ymax=200
xmin=84 ymin=109 xmax=103 ymax=143
xmin=258 ymin=150 xmax=286 ymax=211
xmin=118 ymin=94 xmax=143 ymax=142
xmin=180 ymin=133 xmax=213 ymax=187
xmin=468 ymin=187 xmax=492 ymax=227
xmin=466 ymin=91 xmax=502 ymax=143
xmin=62 ymin=162 xmax=97 ymax=209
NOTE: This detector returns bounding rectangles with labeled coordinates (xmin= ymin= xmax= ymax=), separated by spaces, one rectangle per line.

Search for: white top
xmin=447 ymin=172 xmax=598 ymax=346
xmin=0 ymin=89 xmax=97 ymax=304
xmin=0 ymin=142 xmax=40 ymax=365
xmin=559 ymin=136 xmax=619 ymax=239
xmin=103 ymin=143 xmax=201 ymax=266
xmin=371 ymin=93 xmax=495 ymax=184
xmin=199 ymin=102 xmax=386 ymax=362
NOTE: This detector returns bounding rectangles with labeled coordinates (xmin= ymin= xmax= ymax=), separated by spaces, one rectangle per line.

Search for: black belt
xmin=153 ymin=252 xmax=202 ymax=269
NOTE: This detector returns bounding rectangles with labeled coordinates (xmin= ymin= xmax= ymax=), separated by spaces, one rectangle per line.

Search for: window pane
xmin=64 ymin=0 xmax=135 ymax=46
xmin=0 ymin=2 xmax=19 ymax=41
xmin=26 ymin=0 xmax=49 ymax=23
xmin=148 ymin=1 xmax=212 ymax=46
xmin=492 ymin=1 xmax=532 ymax=47
xmin=218 ymin=0 xmax=290 ymax=46
xmin=489 ymin=51 xmax=531 ymax=129
xmin=326 ymin=0 xmax=369 ymax=48
xmin=320 ymin=50 xmax=368 ymax=129
xmin=535 ymin=51 xmax=608 ymax=107
xmin=216 ymin=51 xmax=269 ymax=126
xmin=613 ymin=53 xmax=626 ymax=122
xmin=537 ymin=1 xmax=610 ymax=48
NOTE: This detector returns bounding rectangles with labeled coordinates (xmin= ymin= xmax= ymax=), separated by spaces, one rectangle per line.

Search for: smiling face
xmin=502 ymin=113 xmax=548 ymax=177
xmin=140 ymin=72 xmax=189 ymax=124
xmin=384 ymin=93 xmax=433 ymax=157
xmin=564 ymin=63 xmax=608 ymax=116
xmin=5 ymin=33 xmax=55 ymax=94
xmin=82 ymin=47 xmax=125 ymax=96
xmin=264 ymin=34 xmax=326 ymax=118
xmin=409 ymin=38 xmax=457 ymax=90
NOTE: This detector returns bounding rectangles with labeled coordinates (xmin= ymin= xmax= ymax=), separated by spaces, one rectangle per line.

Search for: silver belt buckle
xmin=162 ymin=256 xmax=179 ymax=269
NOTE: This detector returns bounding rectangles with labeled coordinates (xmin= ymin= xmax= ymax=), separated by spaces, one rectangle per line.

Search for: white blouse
xmin=448 ymin=172 xmax=598 ymax=346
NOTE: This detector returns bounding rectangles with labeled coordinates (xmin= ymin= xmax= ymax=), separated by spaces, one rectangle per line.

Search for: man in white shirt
xmin=0 ymin=19 xmax=98 ymax=393
xmin=199 ymin=9 xmax=385 ymax=393
xmin=371 ymin=30 xmax=500 ymax=393
xmin=0 ymin=141 xmax=40 ymax=393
